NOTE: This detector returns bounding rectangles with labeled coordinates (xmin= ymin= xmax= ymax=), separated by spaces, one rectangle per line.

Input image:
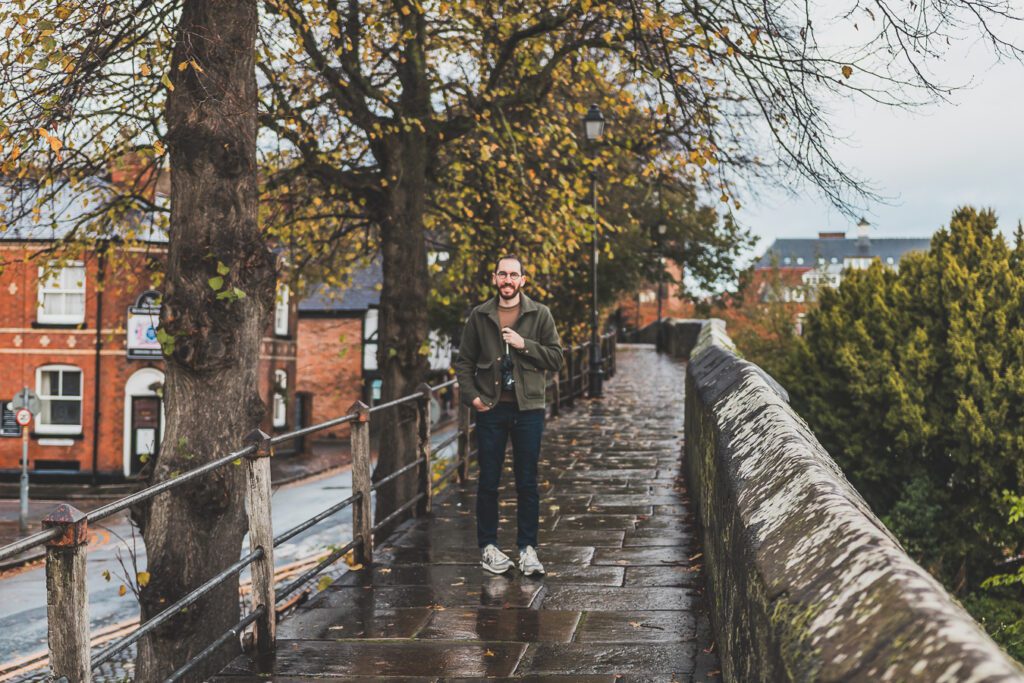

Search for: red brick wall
xmin=0 ymin=243 xmax=298 ymax=478
xmin=296 ymin=317 xmax=363 ymax=439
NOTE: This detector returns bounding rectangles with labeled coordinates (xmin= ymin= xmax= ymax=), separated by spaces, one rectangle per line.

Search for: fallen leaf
xmin=118 ymin=584 xmax=127 ymax=596
xmin=484 ymin=649 xmax=495 ymax=657
xmin=629 ymin=621 xmax=642 ymax=628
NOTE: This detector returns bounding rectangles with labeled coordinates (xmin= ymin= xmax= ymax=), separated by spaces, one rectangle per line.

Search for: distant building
xmin=0 ymin=181 xmax=297 ymax=483
xmin=296 ymin=258 xmax=452 ymax=439
xmin=755 ymin=221 xmax=931 ymax=303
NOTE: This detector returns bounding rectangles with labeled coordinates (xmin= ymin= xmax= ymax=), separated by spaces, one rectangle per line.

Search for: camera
xmin=500 ymin=353 xmax=515 ymax=391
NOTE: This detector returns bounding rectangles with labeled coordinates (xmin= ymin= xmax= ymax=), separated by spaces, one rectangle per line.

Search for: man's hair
xmin=494 ymin=254 xmax=524 ymax=274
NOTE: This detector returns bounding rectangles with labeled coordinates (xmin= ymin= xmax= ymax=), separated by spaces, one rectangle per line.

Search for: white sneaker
xmin=481 ymin=544 xmax=513 ymax=574
xmin=518 ymin=545 xmax=545 ymax=576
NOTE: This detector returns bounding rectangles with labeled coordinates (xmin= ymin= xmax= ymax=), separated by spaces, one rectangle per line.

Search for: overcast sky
xmin=736 ymin=11 xmax=1024 ymax=260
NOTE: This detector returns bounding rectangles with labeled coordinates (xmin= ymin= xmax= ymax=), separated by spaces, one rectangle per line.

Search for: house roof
xmin=0 ymin=178 xmax=168 ymax=244
xmin=756 ymin=237 xmax=931 ymax=269
xmin=299 ymin=260 xmax=382 ymax=314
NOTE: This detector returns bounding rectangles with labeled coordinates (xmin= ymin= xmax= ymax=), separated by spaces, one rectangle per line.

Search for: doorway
xmin=129 ymin=396 xmax=160 ymax=475
xmin=123 ymin=367 xmax=165 ymax=477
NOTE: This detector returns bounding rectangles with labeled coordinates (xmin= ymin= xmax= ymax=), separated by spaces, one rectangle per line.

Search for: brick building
xmin=296 ymin=259 xmax=452 ymax=440
xmin=0 ymin=183 xmax=297 ymax=483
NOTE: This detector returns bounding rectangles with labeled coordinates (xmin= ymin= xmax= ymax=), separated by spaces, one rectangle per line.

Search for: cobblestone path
xmin=216 ymin=345 xmax=720 ymax=681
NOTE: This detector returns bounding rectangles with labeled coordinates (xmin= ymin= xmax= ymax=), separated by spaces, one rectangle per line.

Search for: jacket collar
xmin=479 ymin=291 xmax=539 ymax=328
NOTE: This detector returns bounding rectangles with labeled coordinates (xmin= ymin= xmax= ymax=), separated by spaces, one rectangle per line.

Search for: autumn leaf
xmin=841 ymin=65 xmax=853 ymax=79
xmin=137 ymin=571 xmax=151 ymax=587
xmin=483 ymin=649 xmax=495 ymax=657
xmin=118 ymin=584 xmax=127 ymax=596
xmin=140 ymin=62 xmax=151 ymax=76
xmin=317 ymin=575 xmax=334 ymax=591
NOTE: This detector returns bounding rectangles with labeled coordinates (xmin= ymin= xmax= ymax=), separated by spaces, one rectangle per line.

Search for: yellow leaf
xmin=153 ymin=140 xmax=165 ymax=156
xmin=178 ymin=61 xmax=188 ymax=71
xmin=841 ymin=65 xmax=853 ymax=79
xmin=400 ymin=5 xmax=411 ymax=15
xmin=140 ymin=62 xmax=151 ymax=77
xmin=484 ymin=649 xmax=495 ymax=657
xmin=118 ymin=584 xmax=127 ymax=596
xmin=189 ymin=59 xmax=204 ymax=74
xmin=749 ymin=29 xmax=760 ymax=45
xmin=137 ymin=571 xmax=151 ymax=587
xmin=161 ymin=73 xmax=174 ymax=91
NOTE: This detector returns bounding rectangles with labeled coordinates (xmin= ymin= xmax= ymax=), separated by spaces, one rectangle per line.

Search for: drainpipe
xmin=90 ymin=242 xmax=107 ymax=485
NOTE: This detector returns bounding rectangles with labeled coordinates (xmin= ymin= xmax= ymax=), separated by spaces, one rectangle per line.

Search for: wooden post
xmin=551 ymin=373 xmax=560 ymax=417
xmin=566 ymin=349 xmax=576 ymax=406
xmin=349 ymin=401 xmax=373 ymax=565
xmin=243 ymin=429 xmax=275 ymax=655
xmin=416 ymin=383 xmax=433 ymax=516
xmin=457 ymin=403 xmax=470 ymax=483
xmin=43 ymin=504 xmax=91 ymax=683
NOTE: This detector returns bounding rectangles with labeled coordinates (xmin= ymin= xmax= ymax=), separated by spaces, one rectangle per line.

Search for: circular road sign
xmin=15 ymin=408 xmax=32 ymax=427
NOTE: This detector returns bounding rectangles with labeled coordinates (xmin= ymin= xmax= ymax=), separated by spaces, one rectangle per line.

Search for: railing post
xmin=349 ymin=401 xmax=373 ymax=565
xmin=43 ymin=504 xmax=91 ymax=683
xmin=457 ymin=402 xmax=470 ymax=483
xmin=566 ymin=349 xmax=576 ymax=406
xmin=416 ymin=383 xmax=433 ymax=516
xmin=243 ymin=429 xmax=275 ymax=655
xmin=551 ymin=373 xmax=560 ymax=417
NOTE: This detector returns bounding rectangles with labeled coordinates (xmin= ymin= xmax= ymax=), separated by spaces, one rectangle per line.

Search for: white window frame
xmin=274 ymin=284 xmax=290 ymax=337
xmin=272 ymin=369 xmax=287 ymax=429
xmin=36 ymin=364 xmax=83 ymax=435
xmin=37 ymin=262 xmax=86 ymax=325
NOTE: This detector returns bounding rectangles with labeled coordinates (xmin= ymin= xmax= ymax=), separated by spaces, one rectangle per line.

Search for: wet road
xmin=216 ymin=345 xmax=721 ymax=681
xmin=0 ymin=433 xmax=457 ymax=667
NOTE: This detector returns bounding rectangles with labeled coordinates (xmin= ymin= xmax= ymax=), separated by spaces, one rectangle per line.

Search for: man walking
xmin=454 ymin=255 xmax=563 ymax=576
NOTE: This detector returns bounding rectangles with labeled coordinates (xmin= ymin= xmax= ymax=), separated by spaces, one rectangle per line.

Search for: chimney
xmin=818 ymin=231 xmax=845 ymax=239
xmin=857 ymin=217 xmax=870 ymax=254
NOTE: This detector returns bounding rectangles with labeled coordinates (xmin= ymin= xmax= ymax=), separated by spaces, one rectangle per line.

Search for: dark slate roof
xmin=299 ymin=260 xmax=382 ymax=313
xmin=0 ymin=178 xmax=168 ymax=243
xmin=756 ymin=237 xmax=931 ymax=268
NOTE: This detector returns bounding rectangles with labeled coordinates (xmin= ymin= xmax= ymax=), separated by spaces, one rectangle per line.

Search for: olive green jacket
xmin=454 ymin=293 xmax=564 ymax=411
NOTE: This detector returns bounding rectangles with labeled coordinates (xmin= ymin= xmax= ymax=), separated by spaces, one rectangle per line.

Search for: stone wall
xmin=676 ymin=319 xmax=1024 ymax=682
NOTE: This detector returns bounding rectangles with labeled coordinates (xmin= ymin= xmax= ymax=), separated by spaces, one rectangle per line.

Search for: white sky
xmin=736 ymin=9 xmax=1024 ymax=259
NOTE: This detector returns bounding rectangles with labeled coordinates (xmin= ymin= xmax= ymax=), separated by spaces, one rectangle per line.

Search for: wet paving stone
xmin=216 ymin=346 xmax=719 ymax=680
xmin=538 ymin=530 xmax=626 ymax=547
xmin=417 ymin=607 xmax=581 ymax=642
xmin=623 ymin=531 xmax=697 ymax=548
xmin=623 ymin=566 xmax=704 ymax=587
xmin=593 ymin=547 xmax=695 ymax=566
xmin=277 ymin=606 xmax=433 ymax=640
xmin=218 ymin=641 xmax=526 ymax=678
xmin=308 ymin=577 xmax=543 ymax=609
xmin=514 ymin=643 xmax=698 ymax=675
xmin=539 ymin=586 xmax=700 ymax=611
xmin=573 ymin=610 xmax=698 ymax=642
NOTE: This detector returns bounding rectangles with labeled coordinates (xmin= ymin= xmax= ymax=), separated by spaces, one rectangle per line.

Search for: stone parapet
xmin=674 ymin=319 xmax=1024 ymax=682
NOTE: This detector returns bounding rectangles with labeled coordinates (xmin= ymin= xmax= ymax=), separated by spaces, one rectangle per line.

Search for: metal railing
xmin=0 ymin=331 xmax=616 ymax=682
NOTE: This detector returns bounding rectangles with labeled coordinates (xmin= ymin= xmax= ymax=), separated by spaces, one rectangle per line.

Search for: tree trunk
xmin=372 ymin=131 xmax=431 ymax=541
xmin=136 ymin=2 xmax=272 ymax=680
xmin=371 ymin=13 xmax=432 ymax=540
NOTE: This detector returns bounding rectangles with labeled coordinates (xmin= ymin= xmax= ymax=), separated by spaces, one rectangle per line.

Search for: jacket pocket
xmin=474 ymin=360 xmax=498 ymax=402
xmin=520 ymin=364 xmax=545 ymax=399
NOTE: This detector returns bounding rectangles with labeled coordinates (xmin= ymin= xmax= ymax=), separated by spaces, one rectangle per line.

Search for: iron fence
xmin=0 ymin=332 xmax=616 ymax=682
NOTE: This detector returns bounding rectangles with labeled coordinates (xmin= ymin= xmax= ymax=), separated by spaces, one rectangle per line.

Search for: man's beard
xmin=498 ymin=283 xmax=520 ymax=300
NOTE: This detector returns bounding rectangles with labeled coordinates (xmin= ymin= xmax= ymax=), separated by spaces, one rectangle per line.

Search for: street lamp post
xmin=583 ymin=104 xmax=606 ymax=398
xmin=654 ymin=223 xmax=667 ymax=352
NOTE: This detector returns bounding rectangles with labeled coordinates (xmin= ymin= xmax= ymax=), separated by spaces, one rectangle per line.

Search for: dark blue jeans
xmin=475 ymin=402 xmax=546 ymax=551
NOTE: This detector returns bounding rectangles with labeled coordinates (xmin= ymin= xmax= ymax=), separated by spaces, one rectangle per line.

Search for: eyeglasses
xmin=495 ymin=271 xmax=521 ymax=281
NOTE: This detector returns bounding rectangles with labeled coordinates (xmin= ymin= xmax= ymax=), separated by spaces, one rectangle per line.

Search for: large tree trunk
xmin=371 ymin=12 xmax=432 ymax=539
xmin=372 ymin=132 xmax=431 ymax=541
xmin=135 ymin=2 xmax=272 ymax=680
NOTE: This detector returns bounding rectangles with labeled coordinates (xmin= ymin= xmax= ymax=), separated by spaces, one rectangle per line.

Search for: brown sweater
xmin=497 ymin=301 xmax=521 ymax=403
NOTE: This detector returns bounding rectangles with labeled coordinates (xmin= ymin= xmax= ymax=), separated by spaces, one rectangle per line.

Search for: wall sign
xmin=127 ymin=290 xmax=163 ymax=359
